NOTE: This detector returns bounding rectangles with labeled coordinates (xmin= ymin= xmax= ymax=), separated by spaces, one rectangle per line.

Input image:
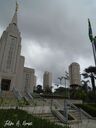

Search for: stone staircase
xmin=33 ymin=112 xmax=62 ymax=124
xmin=68 ymin=103 xmax=89 ymax=123
xmin=31 ymin=99 xmax=89 ymax=124
xmin=52 ymin=100 xmax=88 ymax=123
xmin=69 ymin=110 xmax=81 ymax=122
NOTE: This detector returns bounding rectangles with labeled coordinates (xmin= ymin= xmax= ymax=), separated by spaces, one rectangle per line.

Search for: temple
xmin=0 ymin=3 xmax=36 ymax=98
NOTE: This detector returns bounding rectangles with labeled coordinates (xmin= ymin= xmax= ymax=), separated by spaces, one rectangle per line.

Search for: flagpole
xmin=92 ymin=39 xmax=96 ymax=66
xmin=88 ymin=19 xmax=96 ymax=66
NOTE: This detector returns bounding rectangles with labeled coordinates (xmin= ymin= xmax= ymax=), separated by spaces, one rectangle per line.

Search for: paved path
xmin=21 ymin=106 xmax=51 ymax=114
xmin=70 ymin=119 xmax=96 ymax=128
xmin=0 ymin=106 xmax=51 ymax=114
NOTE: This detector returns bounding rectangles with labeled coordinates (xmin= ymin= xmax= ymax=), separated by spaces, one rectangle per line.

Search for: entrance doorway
xmin=1 ymin=79 xmax=11 ymax=91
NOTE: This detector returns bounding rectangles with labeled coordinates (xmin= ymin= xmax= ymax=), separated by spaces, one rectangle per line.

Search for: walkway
xmin=70 ymin=119 xmax=96 ymax=128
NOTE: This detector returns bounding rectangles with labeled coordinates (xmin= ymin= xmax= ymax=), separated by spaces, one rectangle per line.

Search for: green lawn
xmin=0 ymin=109 xmax=70 ymax=128
xmin=75 ymin=103 xmax=96 ymax=117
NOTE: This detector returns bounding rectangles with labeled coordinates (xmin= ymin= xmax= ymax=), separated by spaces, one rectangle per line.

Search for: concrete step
xmin=69 ymin=110 xmax=81 ymax=120
xmin=33 ymin=112 xmax=62 ymax=124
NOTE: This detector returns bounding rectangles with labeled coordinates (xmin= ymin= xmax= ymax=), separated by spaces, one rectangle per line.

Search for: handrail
xmin=51 ymin=109 xmax=65 ymax=123
xmin=26 ymin=92 xmax=33 ymax=99
xmin=13 ymin=87 xmax=22 ymax=100
xmin=24 ymin=96 xmax=29 ymax=102
xmin=80 ymin=108 xmax=92 ymax=119
xmin=69 ymin=103 xmax=94 ymax=120
xmin=67 ymin=102 xmax=82 ymax=121
xmin=68 ymin=102 xmax=80 ymax=111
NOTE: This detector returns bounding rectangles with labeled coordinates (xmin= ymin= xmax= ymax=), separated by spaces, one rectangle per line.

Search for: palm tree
xmin=58 ymin=76 xmax=64 ymax=84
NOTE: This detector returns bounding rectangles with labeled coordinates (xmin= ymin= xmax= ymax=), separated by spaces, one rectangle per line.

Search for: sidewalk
xmin=70 ymin=119 xmax=96 ymax=128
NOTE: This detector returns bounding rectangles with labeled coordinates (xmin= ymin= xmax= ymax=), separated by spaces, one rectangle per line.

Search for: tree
xmin=82 ymin=66 xmax=96 ymax=97
xmin=75 ymin=88 xmax=87 ymax=101
xmin=44 ymin=87 xmax=52 ymax=94
xmin=82 ymin=80 xmax=90 ymax=93
xmin=54 ymin=87 xmax=66 ymax=94
xmin=54 ymin=87 xmax=69 ymax=98
xmin=36 ymin=85 xmax=43 ymax=93
xmin=69 ymin=83 xmax=81 ymax=99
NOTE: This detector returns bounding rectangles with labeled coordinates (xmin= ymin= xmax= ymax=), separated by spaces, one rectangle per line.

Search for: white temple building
xmin=0 ymin=4 xmax=36 ymax=98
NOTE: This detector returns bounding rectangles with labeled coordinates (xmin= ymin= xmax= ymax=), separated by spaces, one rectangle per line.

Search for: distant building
xmin=69 ymin=62 xmax=81 ymax=88
xmin=0 ymin=4 xmax=36 ymax=96
xmin=43 ymin=71 xmax=52 ymax=91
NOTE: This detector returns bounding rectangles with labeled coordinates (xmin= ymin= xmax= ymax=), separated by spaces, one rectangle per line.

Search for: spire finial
xmin=11 ymin=1 xmax=19 ymax=25
xmin=16 ymin=1 xmax=19 ymax=13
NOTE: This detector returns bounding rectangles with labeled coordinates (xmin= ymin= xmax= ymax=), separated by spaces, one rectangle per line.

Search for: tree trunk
xmin=90 ymin=73 xmax=95 ymax=96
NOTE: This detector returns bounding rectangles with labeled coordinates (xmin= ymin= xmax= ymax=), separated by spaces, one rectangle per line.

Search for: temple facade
xmin=0 ymin=5 xmax=36 ymax=97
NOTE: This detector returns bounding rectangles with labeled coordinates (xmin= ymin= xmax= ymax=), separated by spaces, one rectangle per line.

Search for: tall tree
xmin=82 ymin=66 xmax=96 ymax=96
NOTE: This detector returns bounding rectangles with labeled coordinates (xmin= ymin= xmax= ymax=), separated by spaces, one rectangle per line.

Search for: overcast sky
xmin=0 ymin=0 xmax=96 ymax=86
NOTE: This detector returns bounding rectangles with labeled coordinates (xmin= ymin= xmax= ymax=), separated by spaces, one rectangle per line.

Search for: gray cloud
xmin=0 ymin=0 xmax=96 ymax=85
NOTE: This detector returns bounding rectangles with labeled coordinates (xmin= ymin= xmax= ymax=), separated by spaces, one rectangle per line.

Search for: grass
xmin=0 ymin=109 xmax=70 ymax=128
xmin=0 ymin=97 xmax=18 ymax=106
xmin=0 ymin=97 xmax=30 ymax=107
xmin=75 ymin=103 xmax=96 ymax=117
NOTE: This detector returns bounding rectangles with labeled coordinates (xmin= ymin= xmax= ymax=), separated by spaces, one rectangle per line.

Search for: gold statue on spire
xmin=16 ymin=1 xmax=19 ymax=12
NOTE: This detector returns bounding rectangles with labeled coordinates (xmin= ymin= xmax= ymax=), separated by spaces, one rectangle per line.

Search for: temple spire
xmin=11 ymin=2 xmax=19 ymax=25
xmin=16 ymin=1 xmax=19 ymax=12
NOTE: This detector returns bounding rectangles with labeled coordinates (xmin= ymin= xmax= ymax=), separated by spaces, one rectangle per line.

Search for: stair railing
xmin=51 ymin=100 xmax=69 ymax=123
xmin=26 ymin=91 xmax=33 ymax=99
xmin=68 ymin=102 xmax=82 ymax=121
xmin=13 ymin=87 xmax=22 ymax=100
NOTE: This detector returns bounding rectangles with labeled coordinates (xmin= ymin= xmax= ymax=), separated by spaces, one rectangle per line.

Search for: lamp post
xmin=50 ymin=86 xmax=53 ymax=110
xmin=63 ymin=72 xmax=69 ymax=124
